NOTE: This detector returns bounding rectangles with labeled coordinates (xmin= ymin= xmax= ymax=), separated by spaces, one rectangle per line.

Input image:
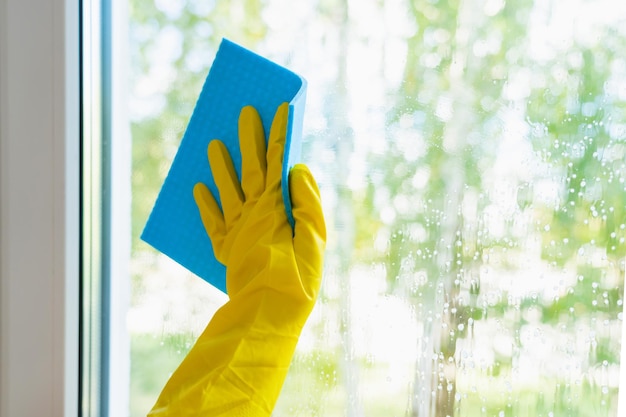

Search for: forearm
xmin=148 ymin=285 xmax=306 ymax=417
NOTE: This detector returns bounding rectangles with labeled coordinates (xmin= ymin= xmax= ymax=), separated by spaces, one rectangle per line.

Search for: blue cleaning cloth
xmin=141 ymin=39 xmax=307 ymax=293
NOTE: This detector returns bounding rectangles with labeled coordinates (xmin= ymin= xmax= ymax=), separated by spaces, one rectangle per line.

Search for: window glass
xmin=127 ymin=0 xmax=626 ymax=415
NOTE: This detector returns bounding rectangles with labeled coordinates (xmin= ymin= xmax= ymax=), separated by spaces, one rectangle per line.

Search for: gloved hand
xmin=148 ymin=102 xmax=326 ymax=417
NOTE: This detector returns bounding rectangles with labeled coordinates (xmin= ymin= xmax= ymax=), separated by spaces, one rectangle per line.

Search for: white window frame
xmin=0 ymin=0 xmax=80 ymax=416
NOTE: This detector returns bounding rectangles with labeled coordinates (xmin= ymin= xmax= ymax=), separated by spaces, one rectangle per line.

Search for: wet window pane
xmin=126 ymin=0 xmax=626 ymax=415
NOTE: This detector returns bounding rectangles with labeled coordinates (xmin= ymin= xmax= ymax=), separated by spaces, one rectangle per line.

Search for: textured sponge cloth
xmin=141 ymin=39 xmax=307 ymax=293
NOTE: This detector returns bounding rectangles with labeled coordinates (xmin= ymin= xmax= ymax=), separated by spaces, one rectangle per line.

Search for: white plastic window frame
xmin=0 ymin=0 xmax=80 ymax=417
xmin=0 ymin=0 xmax=130 ymax=414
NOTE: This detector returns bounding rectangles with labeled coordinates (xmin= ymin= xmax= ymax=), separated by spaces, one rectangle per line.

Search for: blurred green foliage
xmin=128 ymin=0 xmax=626 ymax=416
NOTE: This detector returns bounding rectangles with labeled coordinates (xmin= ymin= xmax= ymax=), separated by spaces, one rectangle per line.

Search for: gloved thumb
xmin=289 ymin=164 xmax=326 ymax=300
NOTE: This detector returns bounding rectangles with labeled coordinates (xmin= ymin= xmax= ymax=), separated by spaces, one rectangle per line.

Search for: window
xmin=117 ymin=0 xmax=626 ymax=416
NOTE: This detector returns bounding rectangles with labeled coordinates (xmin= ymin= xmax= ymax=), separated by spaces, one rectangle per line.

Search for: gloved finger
xmin=208 ymin=140 xmax=244 ymax=229
xmin=289 ymin=164 xmax=326 ymax=299
xmin=193 ymin=182 xmax=227 ymax=262
xmin=239 ymin=105 xmax=267 ymax=202
xmin=266 ymin=102 xmax=289 ymax=189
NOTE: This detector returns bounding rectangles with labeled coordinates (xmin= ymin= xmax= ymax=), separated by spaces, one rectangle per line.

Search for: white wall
xmin=0 ymin=0 xmax=80 ymax=416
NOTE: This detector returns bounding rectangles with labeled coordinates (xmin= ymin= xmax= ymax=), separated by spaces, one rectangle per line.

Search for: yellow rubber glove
xmin=148 ymin=102 xmax=326 ymax=417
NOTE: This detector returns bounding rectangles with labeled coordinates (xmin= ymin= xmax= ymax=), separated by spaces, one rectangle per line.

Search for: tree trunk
xmin=410 ymin=0 xmax=484 ymax=415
